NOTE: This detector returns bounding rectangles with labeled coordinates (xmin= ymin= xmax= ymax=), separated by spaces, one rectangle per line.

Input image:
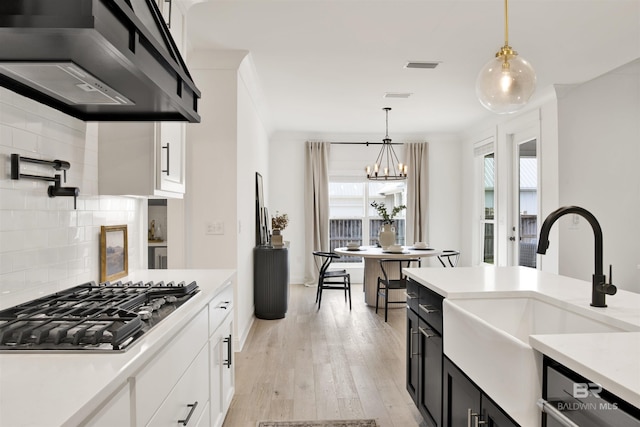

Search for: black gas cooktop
xmin=0 ymin=280 xmax=199 ymax=353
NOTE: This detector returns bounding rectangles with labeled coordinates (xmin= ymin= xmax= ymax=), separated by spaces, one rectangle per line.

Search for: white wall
xmin=0 ymin=88 xmax=145 ymax=309
xmin=269 ymin=131 xmax=463 ymax=284
xmin=185 ymin=50 xmax=270 ymax=349
xmin=556 ymin=59 xmax=640 ymax=292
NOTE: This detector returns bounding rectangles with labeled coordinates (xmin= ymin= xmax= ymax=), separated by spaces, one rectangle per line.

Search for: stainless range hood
xmin=0 ymin=0 xmax=201 ymax=122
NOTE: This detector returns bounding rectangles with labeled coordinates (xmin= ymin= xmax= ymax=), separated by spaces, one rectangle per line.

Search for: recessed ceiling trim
xmin=405 ymin=61 xmax=440 ymax=69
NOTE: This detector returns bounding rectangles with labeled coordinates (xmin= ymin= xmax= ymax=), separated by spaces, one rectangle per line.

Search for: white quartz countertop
xmin=0 ymin=269 xmax=235 ymax=427
xmin=404 ymin=266 xmax=640 ymax=406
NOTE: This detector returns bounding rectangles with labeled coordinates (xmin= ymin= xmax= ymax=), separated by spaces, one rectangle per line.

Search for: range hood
xmin=0 ymin=0 xmax=200 ymax=122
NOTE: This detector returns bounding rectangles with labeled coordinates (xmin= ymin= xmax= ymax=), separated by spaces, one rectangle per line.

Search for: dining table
xmin=334 ymin=245 xmax=443 ymax=307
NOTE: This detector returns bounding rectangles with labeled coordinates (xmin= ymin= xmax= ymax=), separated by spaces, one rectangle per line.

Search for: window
xmin=475 ymin=141 xmax=495 ymax=265
xmin=482 ymin=153 xmax=495 ymax=264
xmin=329 ymin=180 xmax=406 ymax=263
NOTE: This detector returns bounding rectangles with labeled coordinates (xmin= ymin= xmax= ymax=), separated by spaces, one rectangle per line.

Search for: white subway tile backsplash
xmin=12 ymin=128 xmax=38 ymax=152
xmin=0 ymin=89 xmax=145 ymax=307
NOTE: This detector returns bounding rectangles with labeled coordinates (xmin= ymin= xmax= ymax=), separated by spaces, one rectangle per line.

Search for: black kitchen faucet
xmin=536 ymin=205 xmax=617 ymax=307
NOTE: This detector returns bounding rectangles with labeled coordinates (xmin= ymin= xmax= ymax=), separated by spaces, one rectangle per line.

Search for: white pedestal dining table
xmin=334 ymin=246 xmax=442 ymax=307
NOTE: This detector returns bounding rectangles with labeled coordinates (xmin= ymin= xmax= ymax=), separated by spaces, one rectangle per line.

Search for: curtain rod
xmin=329 ymin=141 xmax=403 ymax=146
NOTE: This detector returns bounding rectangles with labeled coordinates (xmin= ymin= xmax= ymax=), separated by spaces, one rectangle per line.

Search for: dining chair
xmin=437 ymin=250 xmax=460 ymax=267
xmin=376 ymin=258 xmax=421 ymax=322
xmin=312 ymin=251 xmax=351 ymax=310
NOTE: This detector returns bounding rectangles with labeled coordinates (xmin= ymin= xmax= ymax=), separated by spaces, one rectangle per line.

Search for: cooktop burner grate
xmin=0 ymin=280 xmax=199 ymax=352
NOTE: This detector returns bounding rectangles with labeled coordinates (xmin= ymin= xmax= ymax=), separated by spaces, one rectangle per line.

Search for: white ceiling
xmin=187 ymin=0 xmax=640 ymax=136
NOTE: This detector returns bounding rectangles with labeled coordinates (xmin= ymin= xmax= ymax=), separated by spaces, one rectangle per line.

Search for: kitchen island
xmin=0 ymin=269 xmax=235 ymax=427
xmin=404 ymin=266 xmax=640 ymax=427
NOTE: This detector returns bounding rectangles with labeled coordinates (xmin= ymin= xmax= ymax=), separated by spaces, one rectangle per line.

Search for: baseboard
xmin=235 ymin=306 xmax=255 ymax=352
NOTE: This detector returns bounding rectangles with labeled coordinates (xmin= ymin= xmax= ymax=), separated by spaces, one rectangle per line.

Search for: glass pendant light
xmin=476 ymin=0 xmax=536 ymax=114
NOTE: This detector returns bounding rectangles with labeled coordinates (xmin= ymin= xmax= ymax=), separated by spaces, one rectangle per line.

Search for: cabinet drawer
xmin=418 ymin=285 xmax=443 ymax=334
xmin=136 ymin=308 xmax=208 ymax=426
xmin=146 ymin=346 xmax=209 ymax=427
xmin=209 ymin=282 xmax=233 ymax=336
xmin=406 ymin=279 xmax=420 ymax=312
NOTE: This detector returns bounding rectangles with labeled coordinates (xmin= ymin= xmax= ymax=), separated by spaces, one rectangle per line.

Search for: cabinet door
xmin=210 ymin=338 xmax=223 ymax=427
xmin=442 ymin=357 xmax=481 ymax=427
xmin=210 ymin=315 xmax=234 ymax=427
xmin=220 ymin=317 xmax=235 ymax=413
xmin=157 ymin=122 xmax=186 ymax=194
xmin=406 ymin=308 xmax=420 ymax=405
xmin=418 ymin=320 xmax=442 ymax=427
xmin=481 ymin=397 xmax=519 ymax=427
xmin=82 ymin=383 xmax=130 ymax=427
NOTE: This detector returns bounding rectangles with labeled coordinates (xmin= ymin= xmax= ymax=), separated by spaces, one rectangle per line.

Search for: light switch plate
xmin=206 ymin=221 xmax=224 ymax=235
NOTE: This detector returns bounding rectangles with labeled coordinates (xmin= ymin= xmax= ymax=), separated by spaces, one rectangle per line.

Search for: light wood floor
xmin=222 ymin=283 xmax=423 ymax=427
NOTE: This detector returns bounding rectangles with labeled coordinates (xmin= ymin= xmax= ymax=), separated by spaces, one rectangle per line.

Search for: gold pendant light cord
xmin=504 ymin=0 xmax=509 ymax=47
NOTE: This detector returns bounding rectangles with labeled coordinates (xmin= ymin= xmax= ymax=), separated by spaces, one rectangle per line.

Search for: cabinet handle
xmin=218 ymin=301 xmax=230 ymax=310
xmin=418 ymin=326 xmax=434 ymax=338
xmin=419 ymin=304 xmax=438 ymax=314
xmin=410 ymin=328 xmax=419 ymax=356
xmin=224 ymin=334 xmax=232 ymax=368
xmin=162 ymin=143 xmax=170 ymax=175
xmin=178 ymin=401 xmax=198 ymax=426
xmin=404 ymin=292 xmax=418 ymax=300
xmin=467 ymin=409 xmax=487 ymax=427
xmin=537 ymin=398 xmax=579 ymax=427
xmin=163 ymin=0 xmax=172 ymax=29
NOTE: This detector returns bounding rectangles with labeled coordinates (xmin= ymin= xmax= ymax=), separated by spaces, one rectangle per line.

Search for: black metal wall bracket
xmin=11 ymin=153 xmax=80 ymax=209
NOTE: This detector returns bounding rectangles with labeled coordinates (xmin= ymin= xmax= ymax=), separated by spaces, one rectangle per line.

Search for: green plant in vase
xmin=371 ymin=201 xmax=406 ymax=248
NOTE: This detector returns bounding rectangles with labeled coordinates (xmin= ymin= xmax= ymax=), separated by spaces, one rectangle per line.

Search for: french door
xmin=508 ymin=133 xmax=540 ymax=268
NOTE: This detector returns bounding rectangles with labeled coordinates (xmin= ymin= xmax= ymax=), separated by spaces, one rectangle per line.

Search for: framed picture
xmin=256 ymin=172 xmax=267 ymax=246
xmin=100 ymin=225 xmax=128 ymax=282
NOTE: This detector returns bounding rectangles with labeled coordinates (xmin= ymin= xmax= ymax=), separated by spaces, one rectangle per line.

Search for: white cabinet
xmin=81 ymin=383 xmax=131 ymax=427
xmin=98 ymin=121 xmax=186 ymax=198
xmin=208 ymin=283 xmax=235 ymax=427
xmin=136 ymin=308 xmax=208 ymax=426
xmin=210 ymin=315 xmax=234 ymax=427
xmin=156 ymin=0 xmax=187 ymax=53
xmin=219 ymin=315 xmax=235 ymax=416
xmin=145 ymin=345 xmax=209 ymax=427
xmin=77 ymin=279 xmax=235 ymax=427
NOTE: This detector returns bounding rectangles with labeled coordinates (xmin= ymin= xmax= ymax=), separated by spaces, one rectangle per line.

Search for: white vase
xmin=379 ymin=224 xmax=396 ymax=249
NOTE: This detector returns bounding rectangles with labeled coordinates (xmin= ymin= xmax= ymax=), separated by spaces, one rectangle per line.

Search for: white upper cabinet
xmin=157 ymin=0 xmax=186 ymax=53
xmin=98 ymin=2 xmax=188 ymax=198
xmin=98 ymin=122 xmax=186 ymax=198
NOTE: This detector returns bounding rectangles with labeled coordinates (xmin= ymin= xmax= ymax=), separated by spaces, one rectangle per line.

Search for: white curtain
xmin=406 ymin=142 xmax=429 ymax=244
xmin=304 ymin=141 xmax=330 ymax=285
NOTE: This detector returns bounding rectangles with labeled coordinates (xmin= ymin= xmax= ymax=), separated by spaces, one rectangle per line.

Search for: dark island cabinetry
xmin=406 ymin=278 xmax=443 ymax=427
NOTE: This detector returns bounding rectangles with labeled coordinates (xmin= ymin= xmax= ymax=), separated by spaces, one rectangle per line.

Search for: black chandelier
xmin=366 ymin=107 xmax=407 ymax=181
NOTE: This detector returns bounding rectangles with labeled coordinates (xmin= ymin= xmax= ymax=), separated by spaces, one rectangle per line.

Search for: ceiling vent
xmin=384 ymin=92 xmax=412 ymax=99
xmin=405 ymin=61 xmax=440 ymax=69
